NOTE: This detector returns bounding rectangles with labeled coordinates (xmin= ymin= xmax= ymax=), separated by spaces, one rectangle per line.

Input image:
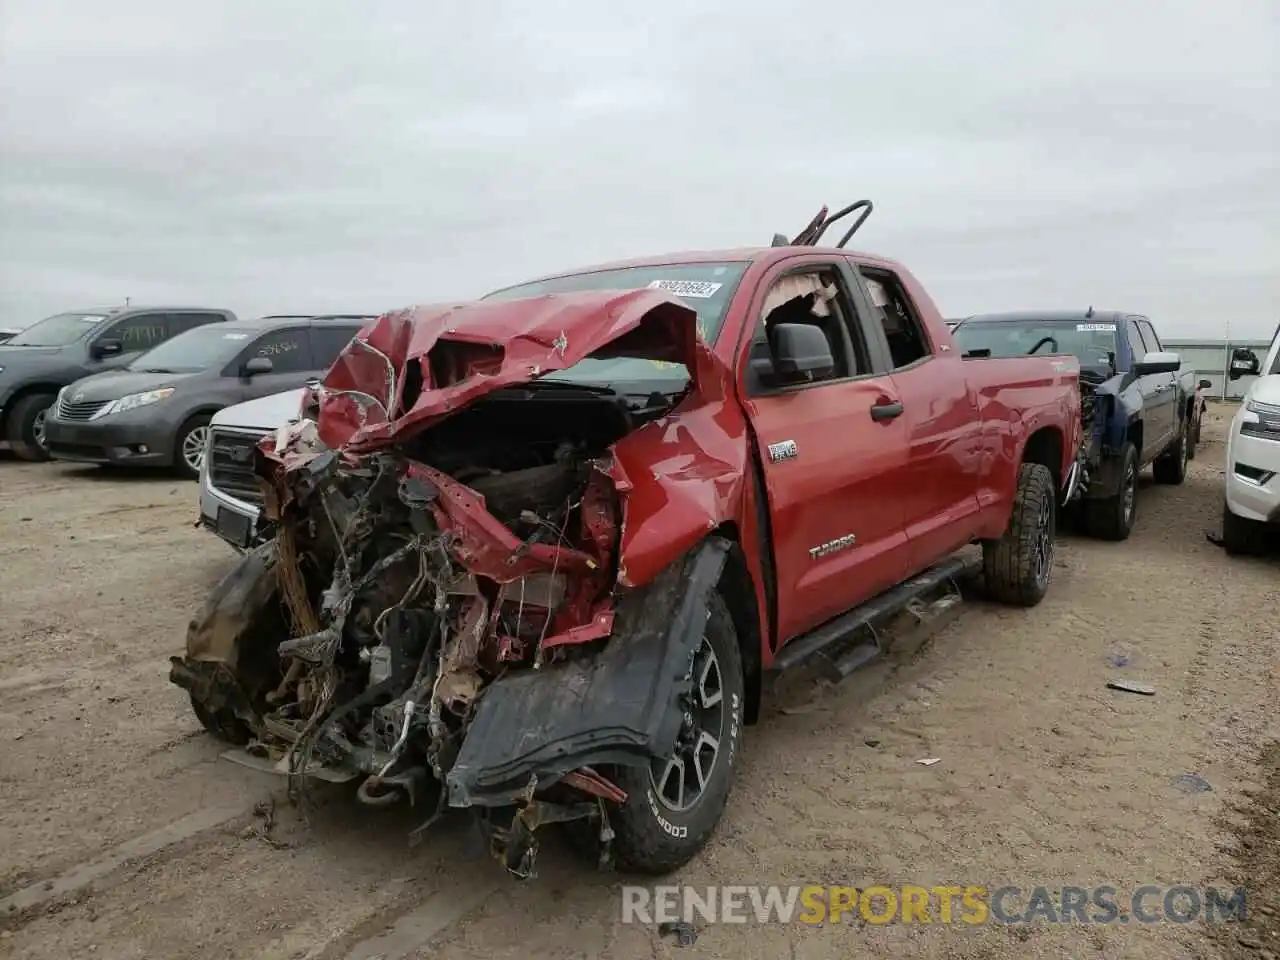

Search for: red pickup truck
xmin=172 ymin=201 xmax=1082 ymax=880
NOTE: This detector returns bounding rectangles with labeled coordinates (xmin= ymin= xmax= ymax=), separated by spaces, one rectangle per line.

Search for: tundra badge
xmin=767 ymin=440 xmax=798 ymax=463
xmin=809 ymin=534 xmax=857 ymax=559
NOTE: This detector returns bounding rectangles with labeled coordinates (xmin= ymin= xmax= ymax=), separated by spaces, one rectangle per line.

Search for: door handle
xmin=870 ymin=400 xmax=904 ymax=422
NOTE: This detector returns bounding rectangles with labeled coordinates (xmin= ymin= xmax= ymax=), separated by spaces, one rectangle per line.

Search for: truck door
xmin=850 ymin=265 xmax=984 ymax=574
xmin=1138 ymin=318 xmax=1179 ymax=442
xmin=1126 ymin=318 xmax=1174 ymax=458
xmin=740 ymin=256 xmax=913 ymax=643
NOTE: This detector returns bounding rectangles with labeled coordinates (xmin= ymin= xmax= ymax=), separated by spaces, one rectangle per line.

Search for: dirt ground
xmin=1 ymin=405 xmax=1276 ymax=960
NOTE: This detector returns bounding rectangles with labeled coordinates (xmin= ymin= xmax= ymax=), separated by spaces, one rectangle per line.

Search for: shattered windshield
xmin=954 ymin=318 xmax=1119 ymax=377
xmin=481 ymin=262 xmax=749 ymax=389
xmin=5 ymin=312 xmax=108 ymax=346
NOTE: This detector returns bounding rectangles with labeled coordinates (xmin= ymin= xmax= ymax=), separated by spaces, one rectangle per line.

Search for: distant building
xmin=1165 ymin=337 xmax=1271 ymax=399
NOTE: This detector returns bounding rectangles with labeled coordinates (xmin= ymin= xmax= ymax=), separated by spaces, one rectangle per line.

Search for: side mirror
xmin=242 ymin=356 xmax=274 ymax=377
xmin=768 ymin=323 xmax=835 ymax=383
xmin=92 ymin=339 xmax=123 ymax=359
xmin=1198 ymin=379 xmax=1213 ymax=390
xmin=1132 ymin=350 xmax=1181 ymax=376
xmin=1228 ymin=348 xmax=1260 ymax=381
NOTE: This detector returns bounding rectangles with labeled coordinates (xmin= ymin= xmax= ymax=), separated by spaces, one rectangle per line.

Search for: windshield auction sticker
xmin=647 ymin=279 xmax=723 ymax=299
xmin=1077 ymin=323 xmax=1118 ymax=332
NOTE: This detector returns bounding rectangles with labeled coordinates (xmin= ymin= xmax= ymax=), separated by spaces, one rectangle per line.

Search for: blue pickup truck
xmin=953 ymin=310 xmax=1201 ymax=541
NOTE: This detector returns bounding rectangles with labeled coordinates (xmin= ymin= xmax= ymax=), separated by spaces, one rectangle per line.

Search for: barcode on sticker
xmin=1077 ymin=323 xmax=1117 ymax=332
xmin=647 ymin=279 xmax=723 ymax=299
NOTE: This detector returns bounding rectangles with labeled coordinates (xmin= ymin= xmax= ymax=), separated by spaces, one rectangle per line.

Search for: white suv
xmin=1222 ymin=324 xmax=1280 ymax=554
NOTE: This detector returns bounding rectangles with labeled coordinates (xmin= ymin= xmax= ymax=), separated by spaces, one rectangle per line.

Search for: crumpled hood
xmin=312 ymin=289 xmax=708 ymax=451
xmin=213 ymin=388 xmax=306 ymax=431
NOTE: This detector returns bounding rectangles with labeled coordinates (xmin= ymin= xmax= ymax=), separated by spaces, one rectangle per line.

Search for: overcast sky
xmin=1 ymin=1 xmax=1276 ymax=338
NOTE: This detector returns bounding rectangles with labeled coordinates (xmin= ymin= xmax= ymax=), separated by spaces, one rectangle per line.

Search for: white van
xmin=1221 ymin=324 xmax=1280 ymax=553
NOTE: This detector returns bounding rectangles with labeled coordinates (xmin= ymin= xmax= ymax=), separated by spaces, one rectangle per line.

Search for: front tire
xmin=610 ymin=591 xmax=744 ymax=875
xmin=6 ymin=392 xmax=56 ymax=462
xmin=189 ymin=693 xmax=252 ymax=745
xmin=174 ymin=414 xmax=212 ymax=480
xmin=982 ymin=462 xmax=1057 ymax=607
xmin=1221 ymin=501 xmax=1268 ymax=556
xmin=1085 ymin=442 xmax=1139 ymax=541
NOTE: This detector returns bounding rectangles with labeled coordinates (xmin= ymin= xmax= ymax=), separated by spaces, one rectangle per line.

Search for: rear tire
xmin=1085 ymin=442 xmax=1139 ymax=541
xmin=1153 ymin=419 xmax=1189 ymax=485
xmin=1221 ymin=501 xmax=1268 ymax=556
xmin=6 ymin=392 xmax=56 ymax=462
xmin=1187 ymin=407 xmax=1201 ymax=460
xmin=982 ymin=462 xmax=1056 ymax=607
xmin=609 ymin=591 xmax=744 ymax=875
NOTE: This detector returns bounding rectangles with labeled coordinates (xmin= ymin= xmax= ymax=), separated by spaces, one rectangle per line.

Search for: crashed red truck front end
xmin=169 ymin=289 xmax=750 ymax=876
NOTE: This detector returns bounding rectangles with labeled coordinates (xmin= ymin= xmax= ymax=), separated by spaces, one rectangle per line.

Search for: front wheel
xmin=1221 ymin=501 xmax=1268 ymax=556
xmin=982 ymin=462 xmax=1057 ymax=607
xmin=609 ymin=591 xmax=744 ymax=875
xmin=6 ymin=392 xmax=56 ymax=462
xmin=189 ymin=693 xmax=252 ymax=745
xmin=174 ymin=414 xmax=212 ymax=480
xmin=1085 ymin=442 xmax=1139 ymax=541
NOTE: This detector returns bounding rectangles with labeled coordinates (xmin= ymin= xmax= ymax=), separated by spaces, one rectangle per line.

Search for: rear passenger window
xmin=859 ymin=268 xmax=933 ymax=369
xmin=169 ymin=312 xmax=224 ymax=334
xmin=249 ymin=328 xmax=314 ymax=373
xmin=309 ymin=325 xmax=362 ymax=366
xmin=109 ymin=313 xmax=169 ymax=351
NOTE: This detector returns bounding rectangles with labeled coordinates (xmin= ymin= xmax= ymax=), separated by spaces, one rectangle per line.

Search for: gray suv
xmin=43 ymin=314 xmax=372 ymax=478
xmin=0 ymin=306 xmax=235 ymax=460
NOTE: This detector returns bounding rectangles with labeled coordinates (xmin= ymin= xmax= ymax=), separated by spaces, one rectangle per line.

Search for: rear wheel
xmin=1221 ymin=501 xmax=1268 ymax=556
xmin=1187 ymin=406 xmax=1202 ymax=460
xmin=1085 ymin=442 xmax=1139 ymax=541
xmin=609 ymin=591 xmax=744 ymax=874
xmin=1153 ymin=419 xmax=1189 ymax=485
xmin=982 ymin=462 xmax=1057 ymax=607
xmin=6 ymin=392 xmax=56 ymax=462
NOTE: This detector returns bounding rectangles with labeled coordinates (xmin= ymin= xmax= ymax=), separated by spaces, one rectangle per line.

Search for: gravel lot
xmin=1 ymin=406 xmax=1276 ymax=960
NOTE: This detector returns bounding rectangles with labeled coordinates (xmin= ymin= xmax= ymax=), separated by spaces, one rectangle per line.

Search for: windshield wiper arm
xmin=515 ymin=379 xmax=619 ymax=397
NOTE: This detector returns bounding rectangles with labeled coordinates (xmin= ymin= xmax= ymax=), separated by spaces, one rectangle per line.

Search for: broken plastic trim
xmin=444 ymin=536 xmax=732 ymax=809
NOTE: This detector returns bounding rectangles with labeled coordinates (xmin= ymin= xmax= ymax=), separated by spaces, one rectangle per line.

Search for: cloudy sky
xmin=1 ymin=1 xmax=1276 ymax=338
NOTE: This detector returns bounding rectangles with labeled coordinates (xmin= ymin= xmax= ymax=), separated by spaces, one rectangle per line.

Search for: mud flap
xmin=445 ymin=536 xmax=731 ymax=809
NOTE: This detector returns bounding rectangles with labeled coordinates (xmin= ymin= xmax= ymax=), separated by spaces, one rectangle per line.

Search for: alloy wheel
xmin=1122 ymin=462 xmax=1136 ymax=526
xmin=1033 ymin=495 xmax=1055 ymax=586
xmin=183 ymin=426 xmax=210 ymax=474
xmin=649 ymin=634 xmax=725 ymax=813
xmin=32 ymin=407 xmax=49 ymax=451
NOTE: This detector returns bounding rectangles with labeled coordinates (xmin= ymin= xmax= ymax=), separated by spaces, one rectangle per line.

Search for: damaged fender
xmin=445 ymin=536 xmax=731 ymax=808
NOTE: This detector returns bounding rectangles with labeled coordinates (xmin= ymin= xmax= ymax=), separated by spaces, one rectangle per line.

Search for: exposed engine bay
xmin=170 ymin=289 xmax=747 ymax=878
xmin=1073 ymin=372 xmax=1105 ymax=497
